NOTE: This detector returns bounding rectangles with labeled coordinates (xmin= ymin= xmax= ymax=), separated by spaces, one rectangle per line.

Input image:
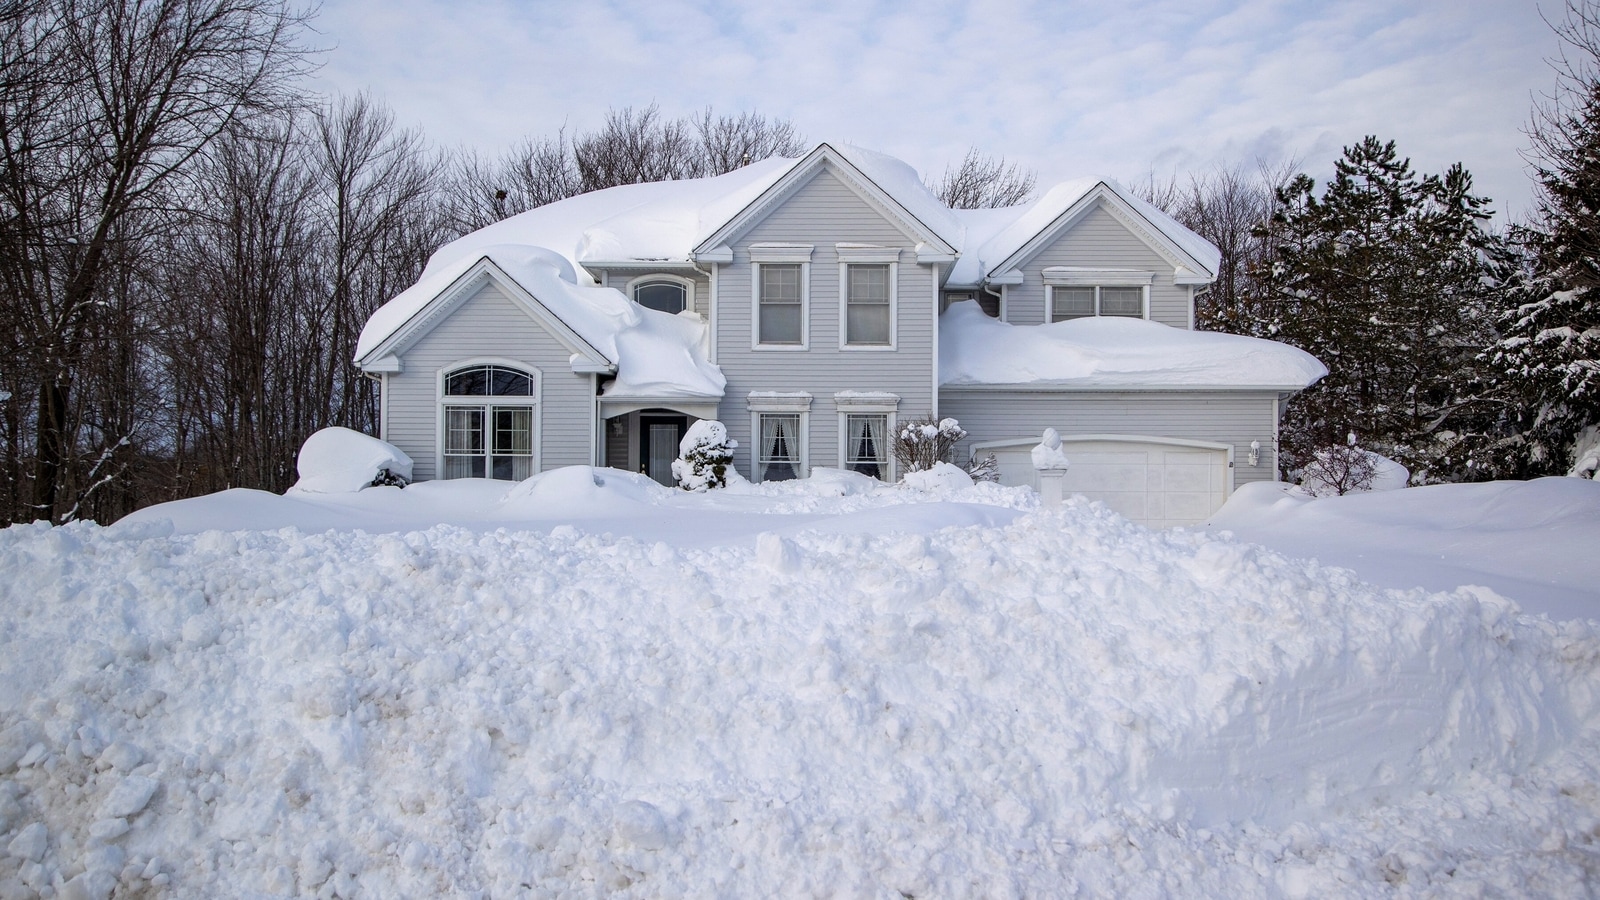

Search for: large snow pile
xmin=939 ymin=302 xmax=1327 ymax=389
xmin=4 ymin=490 xmax=1600 ymax=895
xmin=1206 ymin=477 xmax=1600 ymax=621
xmin=289 ymin=428 xmax=413 ymax=494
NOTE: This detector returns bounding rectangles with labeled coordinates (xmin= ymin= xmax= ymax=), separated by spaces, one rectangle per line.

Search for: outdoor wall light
xmin=1249 ymin=440 xmax=1261 ymax=467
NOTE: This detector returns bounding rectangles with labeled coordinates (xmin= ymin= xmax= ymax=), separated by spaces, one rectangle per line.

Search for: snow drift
xmin=2 ymin=494 xmax=1599 ymax=896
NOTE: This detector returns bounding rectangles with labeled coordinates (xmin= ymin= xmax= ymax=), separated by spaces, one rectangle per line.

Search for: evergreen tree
xmin=1483 ymin=1 xmax=1600 ymax=478
xmin=1256 ymin=137 xmax=1500 ymax=481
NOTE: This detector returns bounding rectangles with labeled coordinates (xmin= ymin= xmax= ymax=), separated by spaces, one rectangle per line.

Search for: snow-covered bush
xmin=291 ymin=427 xmax=413 ymax=493
xmin=966 ymin=453 xmax=1000 ymax=483
xmin=893 ymin=415 xmax=966 ymax=474
xmin=671 ymin=420 xmax=738 ymax=491
xmin=1298 ymin=434 xmax=1407 ymax=497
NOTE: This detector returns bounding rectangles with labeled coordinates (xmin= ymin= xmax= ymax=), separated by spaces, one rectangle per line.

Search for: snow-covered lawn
xmin=2 ymin=469 xmax=1598 ymax=896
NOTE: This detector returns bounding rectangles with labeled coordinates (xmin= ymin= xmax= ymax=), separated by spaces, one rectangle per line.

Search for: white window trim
xmin=747 ymin=391 xmax=812 ymax=482
xmin=626 ymin=272 xmax=694 ymax=315
xmin=750 ymin=245 xmax=812 ymax=351
xmin=834 ymin=392 xmax=899 ymax=481
xmin=436 ymin=357 xmax=541 ymax=480
xmin=838 ymin=259 xmax=898 ymax=351
xmin=1047 ymin=284 xmax=1151 ymax=321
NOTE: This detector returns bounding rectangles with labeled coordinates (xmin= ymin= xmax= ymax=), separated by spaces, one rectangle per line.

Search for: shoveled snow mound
xmin=939 ymin=301 xmax=1327 ymax=389
xmin=289 ymin=428 xmax=413 ymax=494
xmin=3 ymin=502 xmax=1599 ymax=896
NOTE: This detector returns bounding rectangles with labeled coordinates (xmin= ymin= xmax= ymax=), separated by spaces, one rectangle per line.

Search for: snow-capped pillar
xmin=1032 ymin=427 xmax=1071 ymax=507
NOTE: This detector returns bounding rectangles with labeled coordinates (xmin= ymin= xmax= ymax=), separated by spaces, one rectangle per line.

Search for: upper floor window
xmin=845 ymin=264 xmax=891 ymax=345
xmin=758 ymin=263 xmax=804 ymax=344
xmin=632 ymin=278 xmax=688 ymax=314
xmin=1050 ymin=285 xmax=1146 ymax=321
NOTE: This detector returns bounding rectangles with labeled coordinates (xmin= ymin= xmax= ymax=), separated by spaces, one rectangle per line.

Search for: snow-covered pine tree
xmin=1256 ymin=137 xmax=1500 ymax=481
xmin=1483 ymin=1 xmax=1600 ymax=477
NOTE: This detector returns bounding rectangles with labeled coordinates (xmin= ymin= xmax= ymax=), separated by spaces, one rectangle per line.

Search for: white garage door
xmin=978 ymin=434 xmax=1232 ymax=528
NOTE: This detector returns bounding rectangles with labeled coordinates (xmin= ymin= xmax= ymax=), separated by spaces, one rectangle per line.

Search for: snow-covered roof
xmin=357 ymin=143 xmax=1228 ymax=397
xmin=948 ymin=179 xmax=1222 ymax=285
xmin=939 ymin=302 xmax=1326 ymax=390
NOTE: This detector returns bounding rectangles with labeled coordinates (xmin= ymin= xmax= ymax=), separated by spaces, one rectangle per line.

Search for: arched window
xmin=632 ymin=278 xmax=688 ymax=314
xmin=440 ymin=363 xmax=537 ymax=480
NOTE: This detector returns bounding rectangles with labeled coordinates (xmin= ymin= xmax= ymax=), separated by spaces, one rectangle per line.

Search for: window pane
xmin=846 ymin=414 xmax=887 ymax=479
xmin=759 ymin=413 xmax=800 ymax=481
xmin=1101 ymin=287 xmax=1143 ymax=317
xmin=489 ymin=367 xmax=533 ymax=396
xmin=760 ymin=264 xmax=801 ymax=303
xmin=848 ymin=265 xmax=888 ymax=303
xmin=445 ymin=367 xmax=488 ymax=396
xmin=445 ymin=407 xmax=484 ymax=453
xmin=846 ymin=305 xmax=890 ymax=344
xmin=759 ymin=303 xmax=802 ymax=344
xmin=635 ymin=281 xmax=687 ymax=314
xmin=846 ymin=265 xmax=890 ymax=345
xmin=494 ymin=408 xmax=532 ymax=455
xmin=1052 ymin=287 xmax=1095 ymax=321
xmin=445 ymin=455 xmax=484 ymax=479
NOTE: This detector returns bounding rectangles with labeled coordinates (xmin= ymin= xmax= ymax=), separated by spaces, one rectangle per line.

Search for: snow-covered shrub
xmin=671 ymin=420 xmax=738 ymax=491
xmin=291 ymin=427 xmax=414 ymax=493
xmin=1298 ymin=434 xmax=1408 ymax=497
xmin=893 ymin=415 xmax=967 ymax=475
xmin=966 ymin=453 xmax=1000 ymax=483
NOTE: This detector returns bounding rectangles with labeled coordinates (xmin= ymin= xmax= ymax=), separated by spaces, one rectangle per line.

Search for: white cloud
xmin=311 ymin=0 xmax=1561 ymax=220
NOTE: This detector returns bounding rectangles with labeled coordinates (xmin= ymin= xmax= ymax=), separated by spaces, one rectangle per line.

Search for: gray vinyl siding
xmin=600 ymin=269 xmax=710 ymax=317
xmin=1005 ymin=202 xmax=1192 ymax=329
xmin=714 ymin=165 xmax=937 ymax=478
xmin=384 ymin=281 xmax=595 ymax=481
xmin=941 ymin=389 xmax=1283 ymax=484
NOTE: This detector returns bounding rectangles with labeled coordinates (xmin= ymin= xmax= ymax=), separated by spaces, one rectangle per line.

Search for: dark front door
xmin=639 ymin=414 xmax=687 ymax=486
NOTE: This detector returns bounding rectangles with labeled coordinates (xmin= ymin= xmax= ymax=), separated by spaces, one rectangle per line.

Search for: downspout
xmin=982 ymin=282 xmax=1003 ymax=320
xmin=691 ymin=258 xmax=717 ymax=364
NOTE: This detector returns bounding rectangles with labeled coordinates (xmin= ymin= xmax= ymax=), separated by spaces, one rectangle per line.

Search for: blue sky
xmin=311 ymin=0 xmax=1562 ymax=223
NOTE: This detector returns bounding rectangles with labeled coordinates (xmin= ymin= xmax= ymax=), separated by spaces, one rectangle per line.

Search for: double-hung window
xmin=835 ymin=391 xmax=898 ymax=482
xmin=757 ymin=413 xmax=802 ymax=481
xmin=844 ymin=414 xmax=888 ymax=479
xmin=441 ymin=363 xmax=537 ymax=480
xmin=838 ymin=246 xmax=899 ymax=349
xmin=748 ymin=391 xmax=812 ymax=482
xmin=750 ymin=244 xmax=812 ymax=348
xmin=758 ymin=265 xmax=803 ymax=343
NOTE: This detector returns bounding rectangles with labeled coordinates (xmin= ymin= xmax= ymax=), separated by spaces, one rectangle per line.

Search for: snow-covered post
xmin=1032 ymin=427 xmax=1071 ymax=507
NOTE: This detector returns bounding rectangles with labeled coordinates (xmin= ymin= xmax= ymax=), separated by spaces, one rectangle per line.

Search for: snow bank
xmin=939 ymin=301 xmax=1328 ymax=389
xmin=289 ymin=428 xmax=413 ymax=494
xmin=4 ymin=496 xmax=1600 ymax=895
xmin=1206 ymin=477 xmax=1600 ymax=620
xmin=901 ymin=461 xmax=974 ymax=491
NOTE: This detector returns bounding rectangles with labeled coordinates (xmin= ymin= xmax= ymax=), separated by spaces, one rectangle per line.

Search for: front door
xmin=639 ymin=414 xmax=687 ymax=486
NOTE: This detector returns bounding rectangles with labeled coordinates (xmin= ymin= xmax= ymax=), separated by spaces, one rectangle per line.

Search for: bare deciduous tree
xmin=930 ymin=148 xmax=1037 ymax=209
xmin=0 ymin=0 xmax=313 ymax=522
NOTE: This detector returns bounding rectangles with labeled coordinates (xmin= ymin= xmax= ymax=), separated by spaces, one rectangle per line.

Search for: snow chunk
xmin=902 ymin=461 xmax=975 ymax=492
xmin=7 ymin=822 xmax=45 ymax=861
xmin=290 ymin=427 xmax=413 ymax=494
xmin=939 ymin=301 xmax=1327 ymax=389
xmin=612 ymin=800 xmax=673 ymax=850
xmin=99 ymin=775 xmax=159 ymax=819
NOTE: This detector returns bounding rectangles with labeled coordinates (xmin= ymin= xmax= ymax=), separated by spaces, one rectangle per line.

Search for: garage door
xmin=976 ymin=434 xmax=1233 ymax=528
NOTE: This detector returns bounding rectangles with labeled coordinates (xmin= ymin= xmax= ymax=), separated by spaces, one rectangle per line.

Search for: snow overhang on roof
xmin=937 ymin=302 xmax=1326 ymax=391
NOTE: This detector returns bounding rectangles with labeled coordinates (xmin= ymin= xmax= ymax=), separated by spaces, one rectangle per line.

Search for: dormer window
xmin=632 ymin=279 xmax=687 ymax=314
xmin=1042 ymin=269 xmax=1154 ymax=322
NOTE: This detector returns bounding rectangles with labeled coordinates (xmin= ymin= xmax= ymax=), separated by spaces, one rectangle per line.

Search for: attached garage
xmin=975 ymin=434 xmax=1233 ymax=528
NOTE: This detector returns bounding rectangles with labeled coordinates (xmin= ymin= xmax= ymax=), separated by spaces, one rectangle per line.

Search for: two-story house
xmin=353 ymin=143 xmax=1324 ymax=527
